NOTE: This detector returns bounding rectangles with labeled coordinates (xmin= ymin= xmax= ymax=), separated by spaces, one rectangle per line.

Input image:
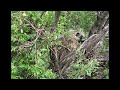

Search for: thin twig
xmin=35 ymin=41 xmax=37 ymax=64
xmin=34 ymin=32 xmax=39 ymax=64
xmin=24 ymin=19 xmax=36 ymax=30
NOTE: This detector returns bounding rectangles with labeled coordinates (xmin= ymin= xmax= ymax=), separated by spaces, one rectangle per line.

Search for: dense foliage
xmin=11 ymin=11 xmax=108 ymax=79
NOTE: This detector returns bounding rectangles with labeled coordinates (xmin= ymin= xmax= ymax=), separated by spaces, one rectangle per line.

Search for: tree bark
xmin=88 ymin=11 xmax=109 ymax=37
xmin=79 ymin=11 xmax=109 ymax=59
xmin=50 ymin=11 xmax=61 ymax=33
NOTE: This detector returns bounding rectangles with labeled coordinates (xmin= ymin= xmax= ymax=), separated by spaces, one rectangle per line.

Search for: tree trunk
xmin=88 ymin=11 xmax=109 ymax=37
xmin=50 ymin=11 xmax=61 ymax=33
xmin=80 ymin=11 xmax=109 ymax=59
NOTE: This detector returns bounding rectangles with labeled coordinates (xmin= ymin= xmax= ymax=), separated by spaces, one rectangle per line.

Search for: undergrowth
xmin=11 ymin=11 xmax=108 ymax=79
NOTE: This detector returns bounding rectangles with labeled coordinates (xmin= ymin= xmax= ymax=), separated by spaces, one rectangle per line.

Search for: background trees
xmin=11 ymin=11 xmax=109 ymax=79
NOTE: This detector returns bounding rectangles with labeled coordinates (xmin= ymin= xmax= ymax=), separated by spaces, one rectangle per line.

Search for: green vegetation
xmin=11 ymin=11 xmax=108 ymax=79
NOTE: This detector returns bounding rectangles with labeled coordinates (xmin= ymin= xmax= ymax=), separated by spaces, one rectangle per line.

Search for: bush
xmin=11 ymin=11 xmax=104 ymax=79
